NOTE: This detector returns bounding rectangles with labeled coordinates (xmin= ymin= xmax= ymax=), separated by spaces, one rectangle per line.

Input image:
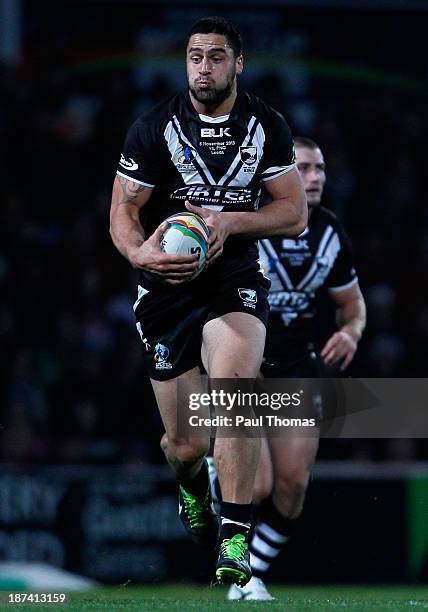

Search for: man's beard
xmin=189 ymin=77 xmax=234 ymax=109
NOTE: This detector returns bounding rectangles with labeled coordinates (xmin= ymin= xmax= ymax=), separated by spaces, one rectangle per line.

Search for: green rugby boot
xmin=178 ymin=485 xmax=219 ymax=549
xmin=215 ymin=533 xmax=251 ymax=586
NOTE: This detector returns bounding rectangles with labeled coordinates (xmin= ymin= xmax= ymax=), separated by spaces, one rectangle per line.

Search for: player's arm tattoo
xmin=117 ymin=176 xmax=147 ymax=205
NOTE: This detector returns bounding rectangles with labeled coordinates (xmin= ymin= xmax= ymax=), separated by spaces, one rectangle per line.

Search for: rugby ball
xmin=160 ymin=212 xmax=209 ymax=280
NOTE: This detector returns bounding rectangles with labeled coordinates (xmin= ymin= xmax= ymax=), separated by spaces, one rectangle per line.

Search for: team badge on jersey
xmin=240 ymin=146 xmax=257 ymax=166
xmin=174 ymin=146 xmax=196 ymax=172
xmin=154 ymin=343 xmax=173 ymax=370
xmin=238 ymin=288 xmax=257 ymax=309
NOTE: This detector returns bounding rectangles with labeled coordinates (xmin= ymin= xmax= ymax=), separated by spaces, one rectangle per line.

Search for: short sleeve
xmin=261 ymin=111 xmax=296 ymax=182
xmin=116 ymin=117 xmax=163 ymax=187
xmin=326 ymin=223 xmax=358 ymax=292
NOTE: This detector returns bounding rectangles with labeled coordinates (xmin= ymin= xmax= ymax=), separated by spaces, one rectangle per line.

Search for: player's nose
xmin=308 ymin=169 xmax=322 ymax=182
xmin=199 ymin=57 xmax=211 ymax=73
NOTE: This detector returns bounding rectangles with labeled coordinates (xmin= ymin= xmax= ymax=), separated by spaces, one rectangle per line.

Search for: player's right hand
xmin=185 ymin=200 xmax=229 ymax=265
xmin=128 ymin=222 xmax=199 ymax=284
xmin=320 ymin=330 xmax=357 ymax=371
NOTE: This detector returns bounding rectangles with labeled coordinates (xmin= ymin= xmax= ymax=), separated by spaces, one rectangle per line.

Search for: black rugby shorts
xmin=261 ymin=347 xmax=324 ymax=378
xmin=261 ymin=348 xmax=325 ymax=420
xmin=134 ymin=270 xmax=270 ymax=381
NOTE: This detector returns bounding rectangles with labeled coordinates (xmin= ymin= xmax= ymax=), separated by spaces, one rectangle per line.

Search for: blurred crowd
xmin=1 ymin=3 xmax=427 ymax=464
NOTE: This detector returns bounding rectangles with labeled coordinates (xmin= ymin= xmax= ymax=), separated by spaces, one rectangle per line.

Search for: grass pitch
xmin=5 ymin=585 xmax=428 ymax=611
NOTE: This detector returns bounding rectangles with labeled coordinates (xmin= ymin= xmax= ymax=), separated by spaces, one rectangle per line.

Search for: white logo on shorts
xmin=238 ymin=288 xmax=257 ymax=309
xmin=154 ymin=343 xmax=173 ymax=370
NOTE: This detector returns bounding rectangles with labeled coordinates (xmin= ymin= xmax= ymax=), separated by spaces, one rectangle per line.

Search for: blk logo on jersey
xmin=119 ymin=154 xmax=139 ymax=171
xmin=238 ymin=288 xmax=257 ymax=309
xmin=282 ymin=239 xmax=309 ymax=251
xmin=240 ymin=146 xmax=257 ymax=166
xmin=201 ymin=127 xmax=232 ymax=138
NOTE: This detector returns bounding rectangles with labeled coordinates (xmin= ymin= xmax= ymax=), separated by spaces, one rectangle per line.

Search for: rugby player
xmin=227 ymin=137 xmax=367 ymax=600
xmin=109 ymin=17 xmax=307 ymax=585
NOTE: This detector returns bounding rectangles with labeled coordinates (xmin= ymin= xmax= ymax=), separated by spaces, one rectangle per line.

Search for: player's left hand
xmin=185 ymin=201 xmax=230 ymax=265
xmin=320 ymin=331 xmax=357 ymax=371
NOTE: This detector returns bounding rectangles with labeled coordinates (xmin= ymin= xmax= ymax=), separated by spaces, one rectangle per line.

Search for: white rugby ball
xmin=160 ymin=212 xmax=209 ymax=280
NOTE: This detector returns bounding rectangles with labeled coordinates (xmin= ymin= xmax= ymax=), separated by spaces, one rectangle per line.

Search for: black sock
xmin=251 ymin=496 xmax=296 ymax=577
xmin=178 ymin=458 xmax=209 ymax=498
xmin=220 ymin=501 xmax=252 ymax=542
xmin=258 ymin=495 xmax=296 ymax=538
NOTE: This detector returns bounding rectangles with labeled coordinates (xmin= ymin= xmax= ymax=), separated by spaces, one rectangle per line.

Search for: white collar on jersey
xmin=198 ymin=113 xmax=230 ymax=123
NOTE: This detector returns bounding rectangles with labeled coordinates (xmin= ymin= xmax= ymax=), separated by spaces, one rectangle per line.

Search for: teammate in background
xmin=109 ymin=17 xmax=306 ymax=585
xmin=228 ymin=137 xmax=366 ymax=599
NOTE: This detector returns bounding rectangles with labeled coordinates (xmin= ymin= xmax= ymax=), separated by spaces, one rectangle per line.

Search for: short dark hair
xmin=186 ymin=16 xmax=243 ymax=57
xmin=294 ymin=136 xmax=320 ymax=150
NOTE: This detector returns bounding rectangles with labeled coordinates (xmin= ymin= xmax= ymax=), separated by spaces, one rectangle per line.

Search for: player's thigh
xmin=201 ymin=312 xmax=266 ymax=378
xmin=269 ymin=435 xmax=319 ymax=483
xmin=151 ymin=366 xmax=205 ymax=439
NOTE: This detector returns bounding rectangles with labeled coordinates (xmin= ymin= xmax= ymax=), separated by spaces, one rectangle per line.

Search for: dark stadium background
xmin=0 ymin=0 xmax=428 ymax=587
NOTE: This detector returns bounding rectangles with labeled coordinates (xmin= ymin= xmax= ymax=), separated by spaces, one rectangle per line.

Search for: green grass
xmin=3 ymin=585 xmax=428 ymax=611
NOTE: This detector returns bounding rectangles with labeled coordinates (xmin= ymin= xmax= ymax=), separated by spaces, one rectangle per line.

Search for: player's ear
xmin=236 ymin=54 xmax=244 ymax=75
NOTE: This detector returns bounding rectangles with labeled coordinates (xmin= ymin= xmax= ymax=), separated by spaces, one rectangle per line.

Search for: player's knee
xmin=165 ymin=436 xmax=209 ymax=463
xmin=275 ymin=468 xmax=310 ymax=503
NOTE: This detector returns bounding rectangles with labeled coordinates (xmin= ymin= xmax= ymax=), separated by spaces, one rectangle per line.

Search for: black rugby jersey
xmin=117 ymin=90 xmax=295 ymax=290
xmin=259 ymin=206 xmax=357 ymax=356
